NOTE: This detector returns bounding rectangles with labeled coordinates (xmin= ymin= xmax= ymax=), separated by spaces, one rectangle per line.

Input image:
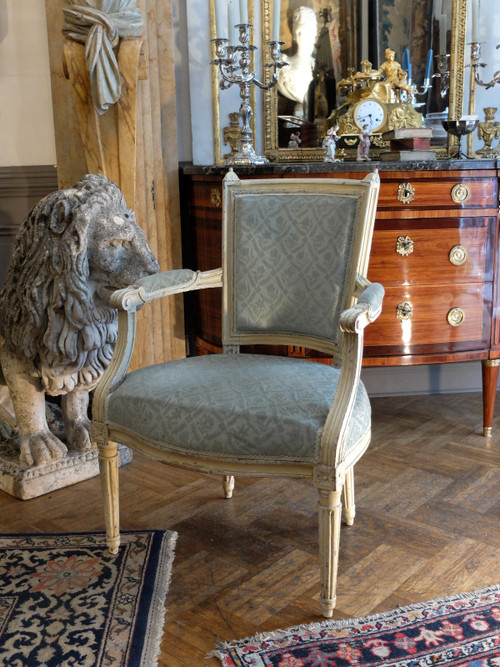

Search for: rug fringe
xmin=206 ymin=582 xmax=500 ymax=662
xmin=140 ymin=530 xmax=178 ymax=667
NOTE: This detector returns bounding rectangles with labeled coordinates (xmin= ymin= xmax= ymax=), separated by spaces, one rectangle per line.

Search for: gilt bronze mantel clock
xmin=331 ymin=49 xmax=423 ymax=153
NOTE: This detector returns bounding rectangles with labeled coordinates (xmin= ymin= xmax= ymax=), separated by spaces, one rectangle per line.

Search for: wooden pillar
xmin=44 ymin=0 xmax=185 ymax=369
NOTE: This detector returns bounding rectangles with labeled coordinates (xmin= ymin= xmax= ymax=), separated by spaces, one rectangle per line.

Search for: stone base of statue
xmin=0 ymin=445 xmax=132 ymax=500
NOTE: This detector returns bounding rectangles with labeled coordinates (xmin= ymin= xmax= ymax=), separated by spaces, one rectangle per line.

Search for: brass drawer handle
xmin=397 ymin=182 xmax=415 ymax=204
xmin=396 ymin=302 xmax=413 ymax=320
xmin=396 ymin=235 xmax=414 ymax=256
xmin=447 ymin=307 xmax=465 ymax=326
xmin=451 ymin=183 xmax=470 ymax=203
xmin=449 ymin=245 xmax=469 ymax=266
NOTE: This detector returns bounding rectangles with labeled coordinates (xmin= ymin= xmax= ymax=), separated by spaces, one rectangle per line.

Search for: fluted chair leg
xmin=342 ymin=467 xmax=356 ymax=526
xmin=318 ymin=487 xmax=343 ymax=618
xmin=223 ymin=475 xmax=235 ymax=498
xmin=98 ymin=440 xmax=121 ymax=554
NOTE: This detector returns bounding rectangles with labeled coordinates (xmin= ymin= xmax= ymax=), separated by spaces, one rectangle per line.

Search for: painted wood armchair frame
xmin=92 ymin=172 xmax=382 ymax=617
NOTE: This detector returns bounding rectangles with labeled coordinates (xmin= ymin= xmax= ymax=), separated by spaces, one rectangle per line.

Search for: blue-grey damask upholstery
xmin=232 ymin=193 xmax=360 ymax=344
xmin=93 ymin=173 xmax=383 ymax=618
xmin=105 ymin=353 xmax=371 ymax=463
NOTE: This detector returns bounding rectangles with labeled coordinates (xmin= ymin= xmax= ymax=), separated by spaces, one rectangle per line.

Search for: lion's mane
xmin=0 ymin=174 xmax=125 ymax=395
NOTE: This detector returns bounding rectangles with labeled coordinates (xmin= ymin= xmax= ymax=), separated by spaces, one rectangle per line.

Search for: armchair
xmin=92 ymin=171 xmax=383 ymax=618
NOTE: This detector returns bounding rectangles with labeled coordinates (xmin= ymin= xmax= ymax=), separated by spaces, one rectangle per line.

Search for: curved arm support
xmin=92 ymin=267 xmax=224 ymax=426
xmin=92 ymin=308 xmax=137 ymax=425
xmin=319 ymin=280 xmax=384 ymax=468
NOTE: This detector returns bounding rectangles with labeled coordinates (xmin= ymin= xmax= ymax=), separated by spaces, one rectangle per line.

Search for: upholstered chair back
xmin=222 ymin=175 xmax=379 ymax=356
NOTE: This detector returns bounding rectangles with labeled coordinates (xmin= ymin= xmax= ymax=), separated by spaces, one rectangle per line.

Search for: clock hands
xmin=357 ymin=113 xmax=373 ymax=123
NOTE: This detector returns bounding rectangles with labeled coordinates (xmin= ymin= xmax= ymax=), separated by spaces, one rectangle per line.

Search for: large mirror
xmin=262 ymin=0 xmax=467 ymax=160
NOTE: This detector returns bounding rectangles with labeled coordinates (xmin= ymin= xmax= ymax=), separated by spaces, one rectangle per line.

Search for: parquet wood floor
xmin=2 ymin=391 xmax=500 ymax=665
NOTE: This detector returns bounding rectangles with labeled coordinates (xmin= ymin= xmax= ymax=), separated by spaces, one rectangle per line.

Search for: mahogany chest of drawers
xmin=179 ymin=161 xmax=500 ymax=434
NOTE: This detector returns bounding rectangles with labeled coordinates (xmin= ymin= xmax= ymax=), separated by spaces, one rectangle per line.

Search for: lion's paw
xmin=66 ymin=421 xmax=94 ymax=452
xmin=20 ymin=431 xmax=68 ymax=467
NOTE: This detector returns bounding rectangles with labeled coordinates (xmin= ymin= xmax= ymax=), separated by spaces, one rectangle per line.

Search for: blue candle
xmin=407 ymin=63 xmax=412 ymax=81
xmin=425 ymin=49 xmax=433 ymax=78
xmin=402 ymin=48 xmax=410 ymax=72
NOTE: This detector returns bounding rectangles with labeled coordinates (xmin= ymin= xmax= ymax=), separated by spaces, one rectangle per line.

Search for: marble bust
xmin=278 ymin=6 xmax=318 ymax=117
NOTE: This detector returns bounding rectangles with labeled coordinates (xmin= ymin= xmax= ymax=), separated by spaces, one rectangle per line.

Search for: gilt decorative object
xmin=476 ymin=107 xmax=500 ymax=157
xmin=0 ymin=175 xmax=158 ymax=477
xmin=223 ymin=112 xmax=243 ymax=159
xmin=332 ymin=50 xmax=423 ymax=158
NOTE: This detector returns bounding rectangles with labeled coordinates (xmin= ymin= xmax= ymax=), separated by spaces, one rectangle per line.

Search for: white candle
xmin=439 ymin=14 xmax=447 ymax=53
xmin=471 ymin=0 xmax=479 ymax=42
xmin=228 ymin=1 xmax=234 ymax=44
xmin=272 ymin=0 xmax=282 ymax=41
xmin=239 ymin=0 xmax=248 ymax=24
xmin=214 ymin=0 xmax=226 ymax=38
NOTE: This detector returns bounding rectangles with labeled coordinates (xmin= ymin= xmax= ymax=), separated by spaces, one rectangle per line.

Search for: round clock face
xmin=353 ymin=99 xmax=386 ymax=132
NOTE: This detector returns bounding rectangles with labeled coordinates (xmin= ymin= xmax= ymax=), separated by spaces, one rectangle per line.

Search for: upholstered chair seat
xmin=92 ymin=171 xmax=383 ymax=618
xmin=105 ymin=354 xmax=371 ymax=464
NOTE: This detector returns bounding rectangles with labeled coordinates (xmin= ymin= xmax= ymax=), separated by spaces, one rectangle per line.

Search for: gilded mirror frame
xmin=262 ymin=0 xmax=467 ymax=161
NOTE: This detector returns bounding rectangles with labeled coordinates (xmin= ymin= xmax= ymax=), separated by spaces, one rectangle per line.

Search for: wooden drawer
xmin=377 ymin=176 xmax=498 ymax=212
xmin=365 ymin=283 xmax=490 ymax=349
xmin=368 ymin=224 xmax=491 ymax=286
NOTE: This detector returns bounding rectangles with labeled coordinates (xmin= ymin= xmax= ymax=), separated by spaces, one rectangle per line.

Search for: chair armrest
xmin=110 ymin=268 xmax=223 ymax=311
xmin=319 ymin=280 xmax=384 ymax=467
xmin=340 ymin=281 xmax=384 ymax=333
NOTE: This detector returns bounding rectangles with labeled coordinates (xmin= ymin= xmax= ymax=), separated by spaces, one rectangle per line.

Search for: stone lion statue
xmin=0 ymin=174 xmax=159 ymax=467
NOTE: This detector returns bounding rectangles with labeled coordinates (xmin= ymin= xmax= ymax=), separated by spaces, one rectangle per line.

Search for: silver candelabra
xmin=433 ymin=54 xmax=450 ymax=99
xmin=470 ymin=41 xmax=500 ymax=90
xmin=212 ymin=24 xmax=287 ymax=165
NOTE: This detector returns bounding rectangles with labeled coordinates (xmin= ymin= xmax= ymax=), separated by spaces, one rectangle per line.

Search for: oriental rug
xmin=210 ymin=584 xmax=500 ymax=666
xmin=0 ymin=530 xmax=176 ymax=666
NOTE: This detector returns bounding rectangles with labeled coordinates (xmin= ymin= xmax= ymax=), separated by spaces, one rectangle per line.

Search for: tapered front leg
xmin=342 ymin=467 xmax=355 ymax=526
xmin=318 ymin=487 xmax=343 ymax=618
xmin=223 ymin=475 xmax=235 ymax=498
xmin=98 ymin=440 xmax=121 ymax=554
xmin=482 ymin=360 xmax=500 ymax=437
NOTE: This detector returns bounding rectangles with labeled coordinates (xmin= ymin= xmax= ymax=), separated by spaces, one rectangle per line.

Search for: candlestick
xmin=239 ymin=0 xmax=248 ymax=24
xmin=272 ymin=0 xmax=282 ymax=42
xmin=214 ymin=0 xmax=226 ymax=39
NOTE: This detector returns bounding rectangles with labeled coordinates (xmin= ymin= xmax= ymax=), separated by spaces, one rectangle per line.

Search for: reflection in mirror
xmin=262 ymin=0 xmax=466 ymax=160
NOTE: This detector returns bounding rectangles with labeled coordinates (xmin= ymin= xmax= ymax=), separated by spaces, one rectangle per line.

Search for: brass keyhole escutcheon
xmin=396 ymin=302 xmax=413 ymax=320
xmin=396 ymin=235 xmax=414 ymax=257
xmin=447 ymin=307 xmax=465 ymax=327
xmin=449 ymin=245 xmax=469 ymax=266
xmin=397 ymin=182 xmax=415 ymax=204
xmin=210 ymin=187 xmax=222 ymax=207
xmin=451 ymin=183 xmax=471 ymax=203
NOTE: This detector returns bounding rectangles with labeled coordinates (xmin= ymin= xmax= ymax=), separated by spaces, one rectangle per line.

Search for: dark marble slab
xmin=180 ymin=158 xmax=499 ymax=176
